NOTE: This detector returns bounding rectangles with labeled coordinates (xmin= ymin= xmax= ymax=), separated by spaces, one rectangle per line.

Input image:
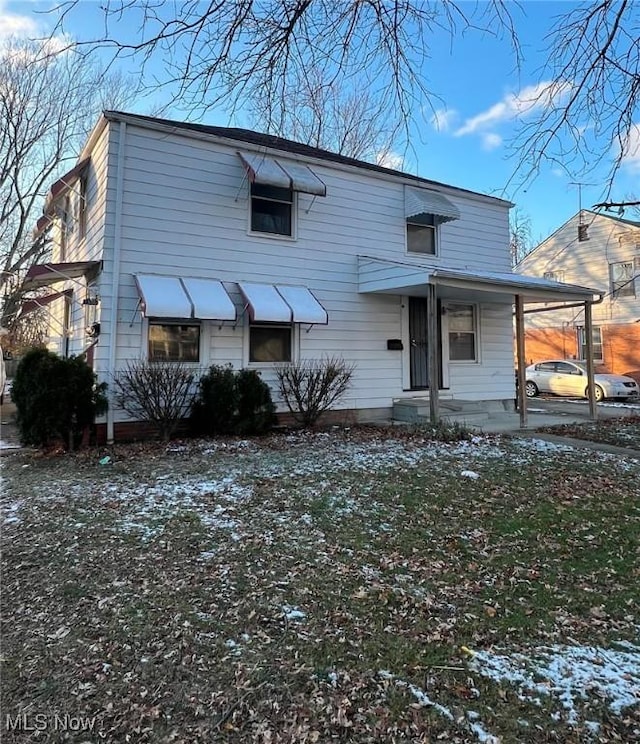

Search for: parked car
xmin=525 ymin=360 xmax=640 ymax=402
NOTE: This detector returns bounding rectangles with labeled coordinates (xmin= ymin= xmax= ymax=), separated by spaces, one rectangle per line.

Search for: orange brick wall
xmin=524 ymin=323 xmax=640 ymax=385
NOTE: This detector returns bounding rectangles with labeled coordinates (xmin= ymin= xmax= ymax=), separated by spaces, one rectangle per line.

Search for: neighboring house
xmin=23 ymin=112 xmax=598 ymax=440
xmin=517 ymin=210 xmax=640 ymax=383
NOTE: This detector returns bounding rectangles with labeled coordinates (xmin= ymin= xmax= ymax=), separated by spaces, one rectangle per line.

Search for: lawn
xmin=538 ymin=414 xmax=640 ymax=450
xmin=2 ymin=428 xmax=639 ymax=743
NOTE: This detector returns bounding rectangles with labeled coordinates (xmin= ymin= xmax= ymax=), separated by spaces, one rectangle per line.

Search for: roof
xmin=103 ymin=110 xmax=513 ymax=207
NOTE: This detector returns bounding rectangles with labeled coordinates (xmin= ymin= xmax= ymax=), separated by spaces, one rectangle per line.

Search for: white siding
xmin=62 ymin=118 xmax=515 ymax=419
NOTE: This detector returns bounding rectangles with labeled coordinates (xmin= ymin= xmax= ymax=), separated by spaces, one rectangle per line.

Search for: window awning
xmin=238 ymin=151 xmax=326 ymax=196
xmin=32 ymin=214 xmax=54 ymax=241
xmin=44 ymin=157 xmax=90 ymax=213
xmin=181 ymin=278 xmax=236 ymax=320
xmin=23 ymin=261 xmax=101 ymax=291
xmin=405 ymin=186 xmax=460 ymax=223
xmin=239 ymin=282 xmax=328 ymax=324
xmin=134 ymin=275 xmax=237 ymax=320
xmin=239 ymin=283 xmax=292 ymax=323
xmin=276 ymin=285 xmax=328 ymax=324
xmin=20 ymin=289 xmax=72 ymax=317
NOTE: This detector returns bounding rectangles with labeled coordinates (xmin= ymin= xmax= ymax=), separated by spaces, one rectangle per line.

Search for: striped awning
xmin=405 ymin=186 xmax=460 ymax=222
xmin=238 ymin=151 xmax=326 ymax=196
xmin=134 ymin=275 xmax=236 ymax=320
xmin=239 ymin=282 xmax=328 ymax=324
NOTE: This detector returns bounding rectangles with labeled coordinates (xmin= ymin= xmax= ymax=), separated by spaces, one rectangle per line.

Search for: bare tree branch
xmin=52 ymin=1 xmax=521 ymax=142
xmin=0 ymin=38 xmax=137 ymax=345
xmin=511 ymin=0 xmax=640 ymax=194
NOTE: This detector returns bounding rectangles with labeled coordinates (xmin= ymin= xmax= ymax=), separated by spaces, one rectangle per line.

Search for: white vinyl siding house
xmin=25 ymin=112 xmax=599 ymax=440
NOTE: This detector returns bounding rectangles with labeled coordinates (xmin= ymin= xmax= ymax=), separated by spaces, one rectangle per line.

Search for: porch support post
xmin=427 ymin=282 xmax=439 ymax=423
xmin=515 ymin=294 xmax=528 ymax=428
xmin=584 ymin=300 xmax=598 ymax=420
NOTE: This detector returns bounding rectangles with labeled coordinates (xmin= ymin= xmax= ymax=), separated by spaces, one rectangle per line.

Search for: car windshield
xmin=573 ymin=361 xmax=588 ymax=373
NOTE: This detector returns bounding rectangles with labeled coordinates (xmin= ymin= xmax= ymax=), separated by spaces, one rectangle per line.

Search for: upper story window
xmin=543 ymin=270 xmax=565 ymax=283
xmin=251 ymin=183 xmax=294 ymax=236
xmin=407 ymin=214 xmax=436 ymax=255
xmin=610 ymin=260 xmax=635 ymax=298
xmin=76 ymin=175 xmax=88 ymax=239
xmin=58 ymin=195 xmax=71 ymax=261
xmin=404 ymin=186 xmax=460 ymax=258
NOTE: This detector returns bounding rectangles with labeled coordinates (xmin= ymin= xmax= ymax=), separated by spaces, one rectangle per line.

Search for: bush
xmin=192 ymin=365 xmax=276 ymax=436
xmin=191 ymin=365 xmax=238 ymax=435
xmin=113 ymin=360 xmax=196 ymax=441
xmin=275 ymin=356 xmax=355 ymax=427
xmin=235 ymin=368 xmax=276 ymax=435
xmin=12 ymin=348 xmax=108 ymax=449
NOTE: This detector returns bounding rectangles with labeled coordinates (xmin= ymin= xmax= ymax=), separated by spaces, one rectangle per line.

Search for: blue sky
xmin=2 ymin=0 xmax=639 ymax=244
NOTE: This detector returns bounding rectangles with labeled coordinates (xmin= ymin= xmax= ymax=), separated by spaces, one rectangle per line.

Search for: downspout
xmin=584 ymin=300 xmax=597 ymax=421
xmin=106 ymin=121 xmax=126 ymax=443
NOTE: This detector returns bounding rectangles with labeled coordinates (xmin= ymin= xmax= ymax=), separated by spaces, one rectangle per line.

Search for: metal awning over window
xmin=239 ymin=282 xmax=328 ymax=324
xmin=277 ymin=285 xmax=328 ymax=324
xmin=23 ymin=261 xmax=102 ymax=291
xmin=181 ymin=278 xmax=236 ymax=320
xmin=238 ymin=151 xmax=326 ymax=196
xmin=405 ymin=186 xmax=460 ymax=223
xmin=134 ymin=275 xmax=236 ymax=320
xmin=44 ymin=158 xmax=90 ymax=212
xmin=20 ymin=289 xmax=72 ymax=316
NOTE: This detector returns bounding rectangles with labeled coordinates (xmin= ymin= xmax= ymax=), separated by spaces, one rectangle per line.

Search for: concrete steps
xmin=392 ymin=397 xmax=507 ymax=427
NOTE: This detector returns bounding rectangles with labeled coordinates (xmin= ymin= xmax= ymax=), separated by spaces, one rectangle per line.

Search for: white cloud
xmin=376 ymin=151 xmax=404 ymax=170
xmin=620 ymin=123 xmax=640 ymax=173
xmin=481 ymin=132 xmax=502 ymax=151
xmin=431 ymin=107 xmax=457 ymax=133
xmin=455 ymin=81 xmax=570 ymax=137
xmin=0 ymin=0 xmax=38 ymax=40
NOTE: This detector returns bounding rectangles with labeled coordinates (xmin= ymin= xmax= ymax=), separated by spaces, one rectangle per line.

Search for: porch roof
xmin=23 ymin=261 xmax=101 ymax=291
xmin=357 ymin=256 xmax=602 ymax=304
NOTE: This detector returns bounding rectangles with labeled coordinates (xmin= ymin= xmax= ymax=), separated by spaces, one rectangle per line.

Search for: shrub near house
xmin=12 ymin=348 xmax=107 ymax=449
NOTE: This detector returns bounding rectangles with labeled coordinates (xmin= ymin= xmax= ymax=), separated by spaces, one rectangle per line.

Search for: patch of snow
xmin=2 ymin=500 xmax=22 ymax=525
xmin=469 ymin=643 xmax=640 ymax=725
xmin=282 ymin=605 xmax=306 ymax=621
xmin=461 ymin=470 xmax=480 ymax=479
xmin=379 ymin=671 xmax=454 ymax=721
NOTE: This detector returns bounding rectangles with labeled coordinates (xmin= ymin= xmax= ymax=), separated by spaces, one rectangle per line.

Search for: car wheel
xmin=525 ymin=381 xmax=538 ymax=398
xmin=585 ymin=385 xmax=605 ymax=402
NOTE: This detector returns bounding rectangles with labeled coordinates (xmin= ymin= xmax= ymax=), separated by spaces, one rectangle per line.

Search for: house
xmin=516 ymin=210 xmax=640 ymax=383
xmin=23 ymin=112 xmax=600 ymax=440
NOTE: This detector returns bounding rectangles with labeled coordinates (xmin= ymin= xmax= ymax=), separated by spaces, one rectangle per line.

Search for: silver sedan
xmin=525 ymin=360 xmax=640 ymax=402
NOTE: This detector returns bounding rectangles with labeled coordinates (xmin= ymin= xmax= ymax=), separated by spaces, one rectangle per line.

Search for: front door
xmin=409 ymin=297 xmax=442 ymax=390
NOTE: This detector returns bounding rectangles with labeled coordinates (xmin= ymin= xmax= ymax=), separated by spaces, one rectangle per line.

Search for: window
xmin=249 ymin=324 xmax=292 ymax=362
xmin=148 ymin=322 xmax=200 ymax=362
xmin=543 ymin=270 xmax=564 ymax=283
xmin=407 ymin=214 xmax=436 ymax=255
xmin=448 ymin=304 xmax=476 ymax=361
xmin=58 ymin=195 xmax=71 ymax=261
xmin=577 ymin=326 xmax=603 ymax=362
xmin=251 ymin=183 xmax=293 ymax=236
xmin=555 ymin=361 xmax=581 ymax=375
xmin=610 ymin=260 xmax=635 ymax=298
xmin=77 ymin=175 xmax=87 ymax=239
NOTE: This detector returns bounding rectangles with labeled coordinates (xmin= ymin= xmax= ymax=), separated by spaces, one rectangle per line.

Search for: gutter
xmin=521 ymin=293 xmax=605 ymax=315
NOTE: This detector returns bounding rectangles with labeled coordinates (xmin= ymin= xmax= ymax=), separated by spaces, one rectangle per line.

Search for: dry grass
xmin=2 ymin=427 xmax=639 ymax=742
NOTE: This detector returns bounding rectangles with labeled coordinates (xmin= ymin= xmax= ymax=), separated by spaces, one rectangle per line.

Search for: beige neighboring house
xmin=517 ymin=210 xmax=640 ymax=384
